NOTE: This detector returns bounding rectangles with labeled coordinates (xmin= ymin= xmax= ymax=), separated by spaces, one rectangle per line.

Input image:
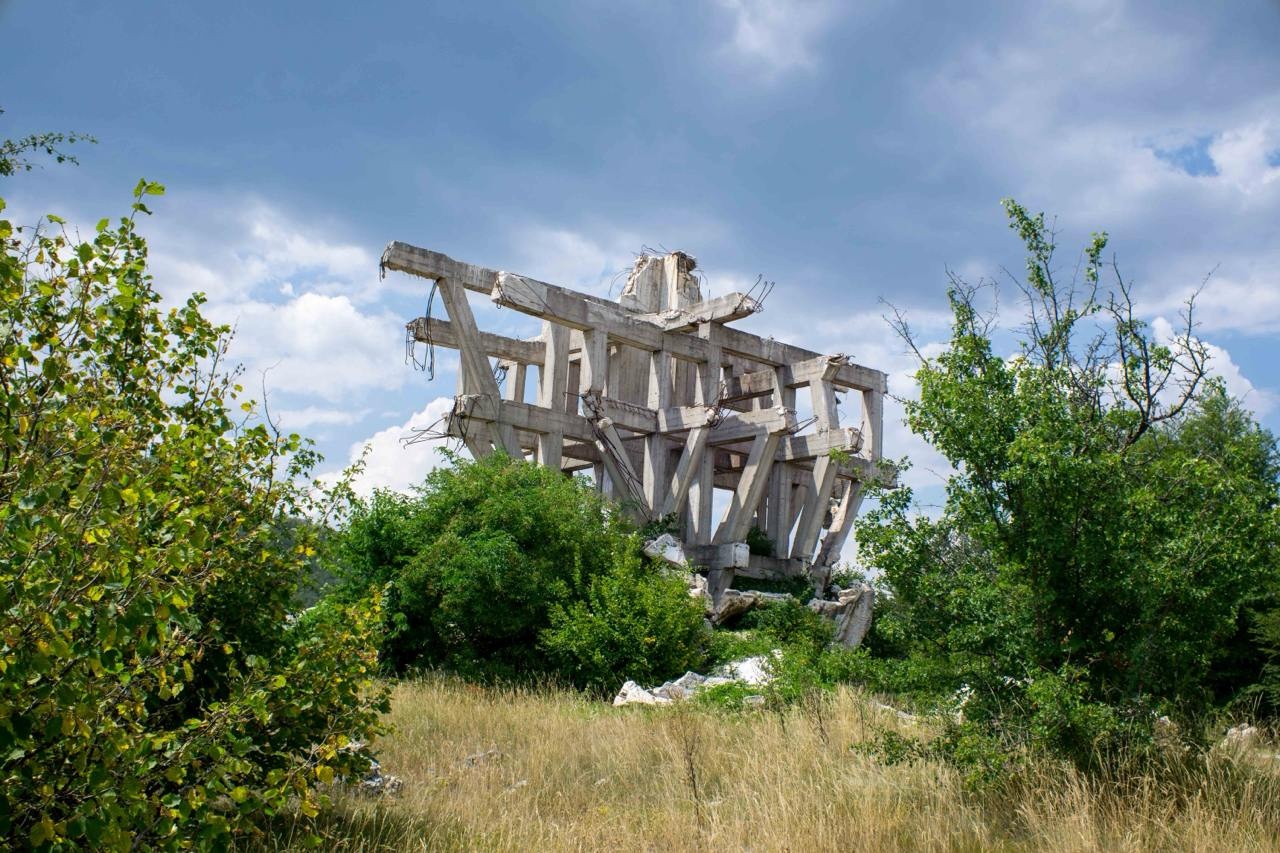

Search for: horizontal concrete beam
xmin=382 ymin=242 xmax=497 ymax=295
xmin=408 ymin=317 xmax=545 ymax=366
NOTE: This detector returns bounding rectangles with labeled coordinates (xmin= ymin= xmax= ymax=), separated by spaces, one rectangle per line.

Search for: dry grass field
xmin=260 ymin=678 xmax=1280 ymax=852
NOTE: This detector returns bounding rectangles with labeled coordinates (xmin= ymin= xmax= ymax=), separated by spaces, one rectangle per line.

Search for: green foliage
xmin=692 ymin=679 xmax=762 ymax=711
xmin=542 ymin=546 xmax=709 ymax=695
xmin=730 ymin=573 xmax=812 ymax=601
xmin=0 ymin=110 xmax=95 ymax=177
xmin=334 ymin=453 xmax=708 ymax=691
xmin=706 ymin=627 xmax=774 ymax=665
xmin=744 ymin=525 xmax=775 ymax=557
xmin=0 ymin=174 xmax=388 ymax=847
xmin=858 ymin=200 xmax=1280 ymax=768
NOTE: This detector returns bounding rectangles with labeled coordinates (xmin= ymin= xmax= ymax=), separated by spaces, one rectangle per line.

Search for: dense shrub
xmin=334 ymin=453 xmax=709 ymax=689
xmin=856 ymin=200 xmax=1280 ymax=768
xmin=542 ymin=547 xmax=709 ymax=695
xmin=0 ymin=175 xmax=387 ymax=848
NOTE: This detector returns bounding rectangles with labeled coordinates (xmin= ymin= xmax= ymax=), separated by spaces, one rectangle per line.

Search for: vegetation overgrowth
xmin=256 ymin=677 xmax=1280 ymax=852
xmin=328 ymin=452 xmax=710 ymax=693
xmin=5 ymin=119 xmax=1280 ymax=848
xmin=852 ymin=201 xmax=1280 ymax=773
xmin=1 ymin=133 xmax=388 ymax=848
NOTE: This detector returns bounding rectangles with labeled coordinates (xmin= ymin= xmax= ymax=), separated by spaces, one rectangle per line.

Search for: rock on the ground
xmin=1223 ymin=723 xmax=1260 ymax=748
xmin=613 ymin=680 xmax=672 ymax=706
xmin=359 ymin=758 xmax=404 ymax=795
xmin=614 ymin=655 xmax=775 ymax=705
xmin=650 ymin=670 xmax=735 ymax=700
xmin=809 ymin=583 xmax=874 ymax=648
xmin=643 ymin=533 xmax=687 ymax=567
xmin=716 ymin=654 xmax=776 ymax=687
xmin=709 ymin=588 xmax=791 ymax=625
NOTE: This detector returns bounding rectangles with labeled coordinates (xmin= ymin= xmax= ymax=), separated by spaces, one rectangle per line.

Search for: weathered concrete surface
xmin=809 ymin=583 xmax=875 ymax=648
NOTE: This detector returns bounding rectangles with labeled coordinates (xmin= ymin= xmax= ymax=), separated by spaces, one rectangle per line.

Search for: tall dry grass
xmin=258 ymin=677 xmax=1280 ymax=851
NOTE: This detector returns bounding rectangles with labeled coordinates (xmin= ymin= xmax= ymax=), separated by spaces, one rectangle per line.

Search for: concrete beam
xmin=382 ymin=242 xmax=497 ymax=295
xmin=408 ymin=317 xmax=545 ymax=366
xmin=638 ymin=292 xmax=760 ymax=331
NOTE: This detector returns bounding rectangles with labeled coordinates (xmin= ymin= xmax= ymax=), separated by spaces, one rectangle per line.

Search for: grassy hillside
xmin=259 ymin=678 xmax=1280 ymax=851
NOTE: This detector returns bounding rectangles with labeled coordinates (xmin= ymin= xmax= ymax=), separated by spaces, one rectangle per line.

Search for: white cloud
xmin=332 ymin=397 xmax=457 ymax=497
xmin=275 ymin=405 xmax=370 ymax=431
xmin=1209 ymin=123 xmax=1280 ymax=195
xmin=209 ymin=292 xmax=406 ymax=402
xmin=506 ymin=224 xmax=641 ymax=298
xmin=1151 ymin=316 xmax=1275 ymax=417
xmin=119 ymin=194 xmax=425 ymax=407
xmin=1146 ymin=268 xmax=1280 ymax=336
xmin=713 ymin=0 xmax=840 ymax=77
xmin=142 ymin=196 xmax=380 ymax=306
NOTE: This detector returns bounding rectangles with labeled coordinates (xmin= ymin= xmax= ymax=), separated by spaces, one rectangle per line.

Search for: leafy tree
xmin=0 ymin=152 xmax=387 ymax=846
xmin=542 ymin=547 xmax=708 ymax=695
xmin=859 ymin=200 xmax=1280 ymax=765
xmin=334 ymin=452 xmax=710 ymax=689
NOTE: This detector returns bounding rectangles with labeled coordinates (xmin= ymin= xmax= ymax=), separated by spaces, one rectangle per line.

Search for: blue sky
xmin=3 ymin=0 xmax=1279 ymax=503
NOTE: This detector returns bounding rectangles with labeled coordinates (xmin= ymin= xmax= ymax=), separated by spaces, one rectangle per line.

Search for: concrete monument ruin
xmin=381 ymin=242 xmax=887 ymax=643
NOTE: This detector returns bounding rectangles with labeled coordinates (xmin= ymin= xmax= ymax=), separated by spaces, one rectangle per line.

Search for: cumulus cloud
xmin=912 ymin=3 xmax=1280 ymax=349
xmin=506 ymin=224 xmax=640 ymax=298
xmin=713 ymin=0 xmax=841 ymax=77
xmin=275 ymin=405 xmax=371 ymax=431
xmin=142 ymin=196 xmax=379 ymax=306
xmin=207 ymin=292 xmax=405 ymax=402
xmin=123 ymin=195 xmax=422 ymax=407
xmin=331 ymin=396 xmax=457 ymax=497
xmin=1150 ymin=316 xmax=1276 ymax=417
xmin=1208 ymin=123 xmax=1280 ymax=195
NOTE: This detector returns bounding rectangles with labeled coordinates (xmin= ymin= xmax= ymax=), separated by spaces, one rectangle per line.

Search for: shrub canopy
xmin=858 ymin=201 xmax=1280 ymax=765
xmin=334 ymin=453 xmax=708 ymax=691
xmin=0 ymin=173 xmax=387 ymax=847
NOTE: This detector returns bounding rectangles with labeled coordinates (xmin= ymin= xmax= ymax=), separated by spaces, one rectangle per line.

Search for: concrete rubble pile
xmin=613 ymin=654 xmax=776 ymax=707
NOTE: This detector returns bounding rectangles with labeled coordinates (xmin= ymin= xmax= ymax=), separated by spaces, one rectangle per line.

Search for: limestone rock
xmin=643 ymin=533 xmax=687 ymax=567
xmin=810 ymin=583 xmax=874 ymax=648
xmin=613 ymin=680 xmax=671 ymax=706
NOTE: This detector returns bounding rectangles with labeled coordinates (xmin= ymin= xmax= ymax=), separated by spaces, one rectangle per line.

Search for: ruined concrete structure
xmin=381 ymin=242 xmax=888 ymax=606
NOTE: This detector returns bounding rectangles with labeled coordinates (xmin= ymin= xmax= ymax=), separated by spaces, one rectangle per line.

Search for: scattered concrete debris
xmin=715 ymin=654 xmax=777 ymax=687
xmin=338 ymin=742 xmax=404 ymax=796
xmin=1223 ymin=723 xmax=1260 ymax=748
xmin=808 ymin=583 xmax=875 ymax=648
xmin=708 ymin=588 xmax=792 ymax=625
xmin=613 ymin=656 xmax=777 ymax=706
xmin=871 ymin=701 xmax=917 ymax=723
xmin=359 ymin=757 xmax=405 ymax=796
xmin=652 ymin=670 xmax=731 ymax=700
xmin=614 ymin=680 xmax=670 ymax=706
xmin=643 ymin=533 xmax=687 ymax=567
xmin=460 ymin=748 xmax=503 ymax=768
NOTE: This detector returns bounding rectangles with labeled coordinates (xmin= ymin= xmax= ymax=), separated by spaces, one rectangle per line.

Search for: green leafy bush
xmin=0 ymin=177 xmax=387 ymax=848
xmin=856 ymin=200 xmax=1280 ymax=767
xmin=542 ymin=546 xmax=709 ymax=695
xmin=334 ymin=453 xmax=708 ymax=690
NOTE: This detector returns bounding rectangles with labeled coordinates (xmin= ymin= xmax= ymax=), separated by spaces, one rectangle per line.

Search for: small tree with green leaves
xmin=0 ymin=148 xmax=387 ymax=846
xmin=333 ymin=452 xmax=710 ymax=690
xmin=859 ymin=200 xmax=1280 ymax=767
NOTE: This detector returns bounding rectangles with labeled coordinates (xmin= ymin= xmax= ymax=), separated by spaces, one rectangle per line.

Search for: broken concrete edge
xmin=645 ymin=532 xmax=875 ymax=649
xmin=613 ymin=654 xmax=779 ymax=706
